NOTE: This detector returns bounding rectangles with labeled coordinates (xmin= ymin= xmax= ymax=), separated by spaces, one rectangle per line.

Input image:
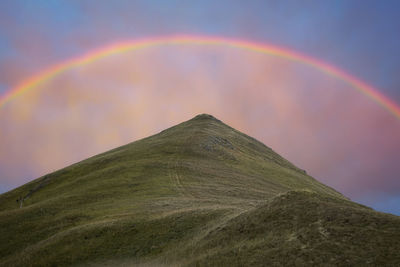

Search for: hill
xmin=0 ymin=114 xmax=399 ymax=266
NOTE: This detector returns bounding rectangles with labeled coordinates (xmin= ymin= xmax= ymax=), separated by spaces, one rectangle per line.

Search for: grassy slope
xmin=0 ymin=114 xmax=399 ymax=266
xmin=187 ymin=191 xmax=400 ymax=266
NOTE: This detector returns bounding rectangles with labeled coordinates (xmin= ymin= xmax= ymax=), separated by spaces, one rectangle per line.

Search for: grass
xmin=0 ymin=114 xmax=399 ymax=266
xmin=185 ymin=191 xmax=400 ymax=266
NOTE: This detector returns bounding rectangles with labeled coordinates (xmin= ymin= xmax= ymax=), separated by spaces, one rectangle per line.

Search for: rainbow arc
xmin=1 ymin=35 xmax=399 ymax=119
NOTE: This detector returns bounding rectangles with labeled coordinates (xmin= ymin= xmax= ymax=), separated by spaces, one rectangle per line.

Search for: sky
xmin=0 ymin=0 xmax=399 ymax=215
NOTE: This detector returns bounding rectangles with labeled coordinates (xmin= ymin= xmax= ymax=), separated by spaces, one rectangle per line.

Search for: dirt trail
xmin=167 ymin=133 xmax=194 ymax=198
xmin=18 ymin=175 xmax=50 ymax=208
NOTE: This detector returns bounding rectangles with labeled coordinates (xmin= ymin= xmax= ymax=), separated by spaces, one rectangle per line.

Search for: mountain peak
xmin=191 ymin=113 xmax=221 ymax=122
xmin=1 ymin=115 xmax=398 ymax=266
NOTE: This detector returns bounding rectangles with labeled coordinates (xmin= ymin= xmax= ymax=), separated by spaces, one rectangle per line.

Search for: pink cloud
xmin=1 ymin=45 xmax=399 ymax=200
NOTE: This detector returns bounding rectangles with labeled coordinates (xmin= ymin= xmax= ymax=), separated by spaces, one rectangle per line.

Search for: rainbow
xmin=1 ymin=35 xmax=400 ymax=119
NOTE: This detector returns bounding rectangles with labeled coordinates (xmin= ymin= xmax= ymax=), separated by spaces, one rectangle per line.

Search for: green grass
xmin=185 ymin=191 xmax=400 ymax=266
xmin=0 ymin=114 xmax=399 ymax=266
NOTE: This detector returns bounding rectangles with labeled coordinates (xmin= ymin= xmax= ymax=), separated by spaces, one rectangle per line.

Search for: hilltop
xmin=0 ymin=114 xmax=399 ymax=266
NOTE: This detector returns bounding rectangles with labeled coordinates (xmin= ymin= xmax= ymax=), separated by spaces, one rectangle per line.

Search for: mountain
xmin=0 ymin=114 xmax=399 ymax=266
